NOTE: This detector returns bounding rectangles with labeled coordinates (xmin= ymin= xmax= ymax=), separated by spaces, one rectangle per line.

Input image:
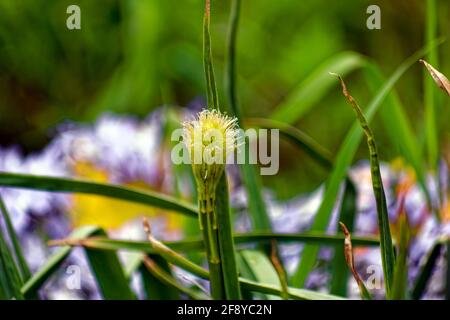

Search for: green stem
xmin=215 ymin=175 xmax=242 ymax=299
xmin=424 ymin=0 xmax=439 ymax=169
xmin=226 ymin=0 xmax=242 ymax=119
xmin=0 ymin=195 xmax=31 ymax=282
xmin=198 ymin=189 xmax=225 ymax=299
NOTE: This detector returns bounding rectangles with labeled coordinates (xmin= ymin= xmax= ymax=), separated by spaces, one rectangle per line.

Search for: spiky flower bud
xmin=182 ymin=109 xmax=239 ymax=194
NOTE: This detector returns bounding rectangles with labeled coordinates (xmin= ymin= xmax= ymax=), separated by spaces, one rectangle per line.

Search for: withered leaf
xmin=420 ymin=59 xmax=450 ymax=96
xmin=339 ymin=222 xmax=372 ymax=300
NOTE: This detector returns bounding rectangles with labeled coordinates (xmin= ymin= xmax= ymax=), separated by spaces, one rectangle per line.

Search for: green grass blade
xmin=142 ymin=256 xmax=208 ymax=300
xmin=0 ymin=172 xmax=197 ymax=218
xmin=292 ymin=41 xmax=442 ymax=289
xmin=411 ymin=240 xmax=443 ymax=299
xmin=240 ymin=278 xmax=344 ymax=300
xmin=140 ymin=255 xmax=181 ymax=300
xmin=223 ymin=0 xmax=272 ymax=241
xmin=83 ymin=228 xmax=135 ymax=300
xmin=245 ymin=118 xmax=333 ymax=169
xmin=239 ymin=249 xmax=282 ymax=300
xmin=391 ymin=213 xmax=410 ymax=300
xmin=236 ymin=252 xmax=264 ymax=299
xmin=203 ymin=0 xmax=219 ymax=110
xmin=0 ymin=195 xmax=31 ymax=282
xmin=330 ymin=179 xmax=357 ymax=296
xmin=239 ymin=162 xmax=273 ymax=233
xmin=0 ymin=220 xmax=24 ymax=300
xmin=21 ymin=226 xmax=100 ymax=298
xmin=215 ymin=176 xmax=242 ymax=299
xmin=364 ymin=62 xmax=434 ymax=216
xmin=424 ymin=0 xmax=439 ymax=169
xmin=225 ymin=0 xmax=242 ymax=119
xmin=271 ymin=52 xmax=366 ymax=123
xmin=332 ymin=74 xmax=395 ymax=298
xmin=48 ymin=232 xmax=380 ymax=255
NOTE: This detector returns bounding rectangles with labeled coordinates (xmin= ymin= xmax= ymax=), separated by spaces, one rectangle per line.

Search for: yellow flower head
xmin=182 ymin=109 xmax=239 ymax=192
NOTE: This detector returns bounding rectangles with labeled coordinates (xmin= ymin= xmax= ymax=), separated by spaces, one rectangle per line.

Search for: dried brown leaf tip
xmin=420 ymin=59 xmax=450 ymax=96
xmin=339 ymin=222 xmax=372 ymax=299
xmin=205 ymin=0 xmax=211 ymax=18
xmin=330 ymin=72 xmax=355 ymax=104
xmin=339 ymin=222 xmax=361 ymax=284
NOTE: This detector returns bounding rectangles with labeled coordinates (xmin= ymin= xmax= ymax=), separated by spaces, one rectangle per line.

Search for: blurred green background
xmin=0 ymin=0 xmax=449 ymax=199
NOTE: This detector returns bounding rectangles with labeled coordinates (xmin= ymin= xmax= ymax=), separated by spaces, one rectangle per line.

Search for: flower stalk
xmin=183 ymin=109 xmax=241 ymax=299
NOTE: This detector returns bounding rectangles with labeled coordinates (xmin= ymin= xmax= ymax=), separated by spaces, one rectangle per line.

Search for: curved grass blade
xmin=83 ymin=228 xmax=135 ymax=300
xmin=330 ymin=179 xmax=357 ymax=296
xmin=292 ymin=41 xmax=442 ymax=289
xmin=142 ymin=256 xmax=206 ymax=300
xmin=0 ymin=195 xmax=31 ymax=282
xmin=140 ymin=255 xmax=181 ymax=300
xmin=333 ymin=74 xmax=395 ymax=298
xmin=411 ymin=240 xmax=443 ymax=299
xmin=0 ymin=172 xmax=197 ymax=218
xmin=244 ymin=118 xmax=333 ymax=169
xmin=271 ymin=51 xmax=367 ymax=123
xmin=239 ymin=249 xmax=282 ymax=300
xmin=21 ymin=226 xmax=100 ymax=298
xmin=339 ymin=222 xmax=372 ymax=300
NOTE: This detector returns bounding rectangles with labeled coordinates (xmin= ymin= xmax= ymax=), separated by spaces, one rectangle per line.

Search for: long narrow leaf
xmin=139 ymin=255 xmax=180 ymax=300
xmin=411 ymin=240 xmax=443 ymax=299
xmin=83 ymin=228 xmax=135 ymax=300
xmin=48 ymin=232 xmax=380 ymax=255
xmin=215 ymin=176 xmax=241 ymax=299
xmin=143 ymin=256 xmax=208 ymax=300
xmin=223 ymin=0 xmax=273 ymax=242
xmin=0 ymin=195 xmax=31 ymax=282
xmin=203 ymin=0 xmax=219 ymax=110
xmin=225 ymin=0 xmax=242 ymax=119
xmin=0 ymin=172 xmax=197 ymax=218
xmin=391 ymin=212 xmax=410 ymax=300
xmin=424 ymin=0 xmax=439 ymax=169
xmin=239 ymin=249 xmax=282 ymax=300
xmin=0 ymin=220 xmax=23 ymax=300
xmin=332 ymin=74 xmax=395 ymax=298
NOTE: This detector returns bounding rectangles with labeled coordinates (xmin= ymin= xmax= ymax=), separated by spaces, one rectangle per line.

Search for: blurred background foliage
xmin=0 ymin=0 xmax=449 ymax=199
